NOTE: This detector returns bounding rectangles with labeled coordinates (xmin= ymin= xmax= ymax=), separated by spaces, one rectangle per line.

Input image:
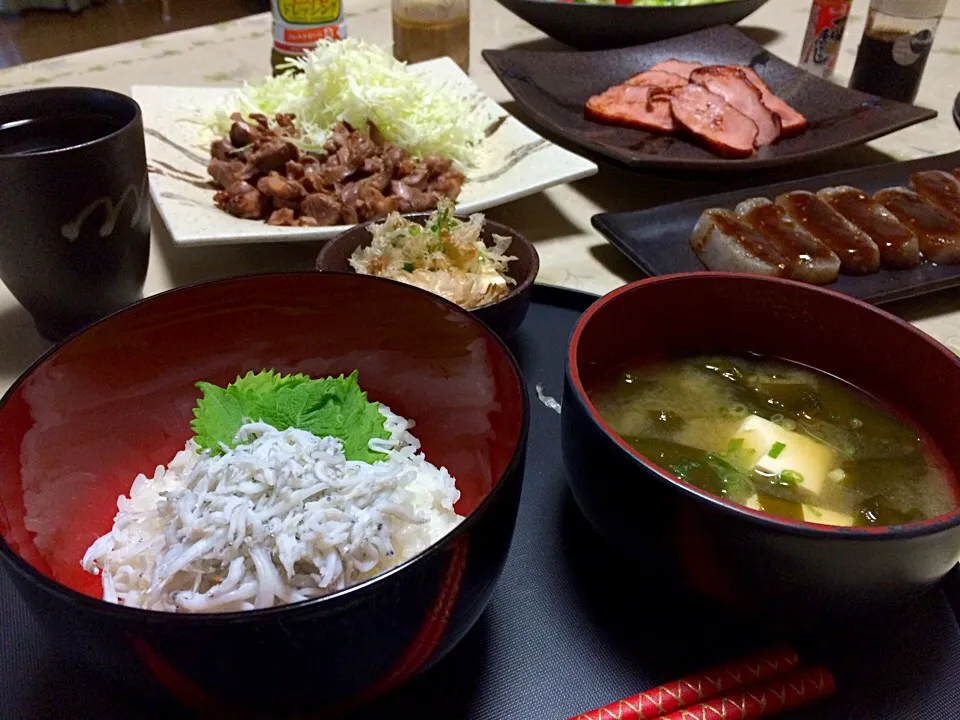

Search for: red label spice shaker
xmin=799 ymin=0 xmax=853 ymax=79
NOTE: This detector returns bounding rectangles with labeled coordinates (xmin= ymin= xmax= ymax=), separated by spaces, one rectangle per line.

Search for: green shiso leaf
xmin=190 ymin=370 xmax=390 ymax=463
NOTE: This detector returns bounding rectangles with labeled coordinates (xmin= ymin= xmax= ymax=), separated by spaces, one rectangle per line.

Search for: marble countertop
xmin=1 ymin=0 xmax=959 ymax=391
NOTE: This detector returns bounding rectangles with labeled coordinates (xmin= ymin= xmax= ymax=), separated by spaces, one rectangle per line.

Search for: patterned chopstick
xmin=569 ymin=645 xmax=801 ymax=720
xmin=656 ymin=666 xmax=835 ymax=720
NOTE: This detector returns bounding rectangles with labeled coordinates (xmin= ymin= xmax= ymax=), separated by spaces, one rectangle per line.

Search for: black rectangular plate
xmin=592 ymin=150 xmax=960 ymax=305
xmin=482 ymin=25 xmax=937 ymax=172
xmin=2 ymin=285 xmax=959 ymax=720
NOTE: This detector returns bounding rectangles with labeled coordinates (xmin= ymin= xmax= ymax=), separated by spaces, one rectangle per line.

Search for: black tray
xmin=592 ymin=151 xmax=960 ymax=306
xmin=2 ymin=285 xmax=960 ymax=720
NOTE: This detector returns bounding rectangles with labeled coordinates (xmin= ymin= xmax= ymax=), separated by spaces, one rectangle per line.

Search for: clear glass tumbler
xmin=392 ymin=0 xmax=470 ymax=73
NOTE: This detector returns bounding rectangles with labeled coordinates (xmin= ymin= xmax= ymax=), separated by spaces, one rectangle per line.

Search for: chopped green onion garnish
xmin=768 ymin=441 xmax=786 ymax=459
xmin=409 ymin=225 xmax=421 ymax=236
xmin=780 ymin=469 xmax=804 ymax=485
xmin=726 ymin=438 xmax=744 ymax=453
xmin=402 ymin=263 xmax=415 ymax=273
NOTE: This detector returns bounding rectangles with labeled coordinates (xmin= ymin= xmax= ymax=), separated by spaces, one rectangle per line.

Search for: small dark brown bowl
xmin=316 ymin=214 xmax=540 ymax=340
xmin=562 ymin=273 xmax=960 ymax=626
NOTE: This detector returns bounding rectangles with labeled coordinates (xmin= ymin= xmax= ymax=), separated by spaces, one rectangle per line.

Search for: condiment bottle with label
xmin=270 ymin=0 xmax=347 ymax=76
xmin=848 ymin=0 xmax=948 ymax=104
xmin=392 ymin=0 xmax=470 ymax=73
xmin=799 ymin=0 xmax=853 ymax=79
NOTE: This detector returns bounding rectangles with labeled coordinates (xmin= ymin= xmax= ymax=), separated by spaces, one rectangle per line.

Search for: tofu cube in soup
xmin=732 ymin=415 xmax=836 ymax=498
xmin=743 ymin=494 xmax=855 ymax=526
xmin=798 ymin=504 xmax=855 ymax=527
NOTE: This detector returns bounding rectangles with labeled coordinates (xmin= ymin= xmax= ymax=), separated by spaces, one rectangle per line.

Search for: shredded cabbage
xmin=209 ymin=39 xmax=491 ymax=168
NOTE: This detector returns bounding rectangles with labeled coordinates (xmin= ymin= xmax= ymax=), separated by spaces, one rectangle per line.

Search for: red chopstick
xmin=568 ymin=645 xmax=800 ymax=720
xmin=657 ymin=667 xmax=835 ymax=720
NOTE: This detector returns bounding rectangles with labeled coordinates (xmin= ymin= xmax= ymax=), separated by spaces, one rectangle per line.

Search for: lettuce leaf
xmin=190 ymin=370 xmax=390 ymax=463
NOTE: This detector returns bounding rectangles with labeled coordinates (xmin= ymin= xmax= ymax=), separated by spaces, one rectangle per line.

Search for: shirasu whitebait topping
xmin=81 ymin=406 xmax=462 ymax=613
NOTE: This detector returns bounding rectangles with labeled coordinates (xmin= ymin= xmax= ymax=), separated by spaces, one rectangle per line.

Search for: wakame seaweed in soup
xmin=589 ymin=354 xmax=956 ymax=527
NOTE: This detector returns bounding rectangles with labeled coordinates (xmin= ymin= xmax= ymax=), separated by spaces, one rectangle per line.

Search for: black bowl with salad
xmin=493 ymin=0 xmax=771 ymax=50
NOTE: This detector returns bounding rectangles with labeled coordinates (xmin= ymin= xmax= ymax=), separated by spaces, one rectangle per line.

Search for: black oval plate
xmin=483 ymin=25 xmax=938 ymax=172
xmin=592 ymin=150 xmax=960 ymax=306
xmin=493 ymin=0 xmax=770 ymax=50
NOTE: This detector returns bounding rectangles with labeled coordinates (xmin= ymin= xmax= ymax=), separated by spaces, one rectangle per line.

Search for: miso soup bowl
xmin=0 ymin=272 xmax=528 ymax=717
xmin=562 ymin=273 xmax=960 ymax=624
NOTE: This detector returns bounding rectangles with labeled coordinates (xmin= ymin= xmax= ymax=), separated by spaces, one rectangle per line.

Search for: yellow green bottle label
xmin=272 ymin=0 xmax=346 ymax=55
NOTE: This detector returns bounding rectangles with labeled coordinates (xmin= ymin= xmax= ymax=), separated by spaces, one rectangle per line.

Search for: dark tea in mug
xmin=0 ymin=88 xmax=150 ymax=341
xmin=0 ymin=114 xmax=126 ymax=155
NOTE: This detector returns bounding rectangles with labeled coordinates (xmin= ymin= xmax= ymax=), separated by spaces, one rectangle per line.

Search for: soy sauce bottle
xmin=848 ymin=0 xmax=947 ymax=104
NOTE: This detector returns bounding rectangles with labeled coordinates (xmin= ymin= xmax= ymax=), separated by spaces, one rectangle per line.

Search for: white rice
xmin=81 ymin=405 xmax=463 ymax=613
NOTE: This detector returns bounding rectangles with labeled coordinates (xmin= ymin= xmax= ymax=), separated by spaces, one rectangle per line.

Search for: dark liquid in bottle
xmin=849 ymin=29 xmax=934 ymax=104
xmin=0 ymin=114 xmax=123 ymax=156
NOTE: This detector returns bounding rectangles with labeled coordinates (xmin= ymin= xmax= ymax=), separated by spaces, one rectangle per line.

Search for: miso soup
xmin=590 ymin=354 xmax=957 ymax=527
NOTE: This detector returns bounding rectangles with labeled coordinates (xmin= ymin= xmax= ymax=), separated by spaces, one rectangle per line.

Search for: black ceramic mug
xmin=0 ymin=87 xmax=150 ymax=341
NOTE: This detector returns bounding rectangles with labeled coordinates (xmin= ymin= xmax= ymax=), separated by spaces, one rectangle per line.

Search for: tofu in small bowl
xmin=316 ymin=202 xmax=539 ymax=340
xmin=561 ymin=272 xmax=960 ymax=627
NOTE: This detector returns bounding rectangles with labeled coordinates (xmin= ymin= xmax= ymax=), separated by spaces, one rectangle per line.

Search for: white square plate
xmin=133 ymin=59 xmax=598 ymax=247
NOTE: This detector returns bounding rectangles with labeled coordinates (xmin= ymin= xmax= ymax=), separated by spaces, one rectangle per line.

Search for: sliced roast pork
xmin=875 ymin=187 xmax=960 ymax=264
xmin=734 ymin=66 xmax=808 ymax=137
xmin=735 ymin=198 xmax=840 ymax=284
xmin=585 ymin=84 xmax=676 ymax=133
xmin=669 ymin=84 xmax=758 ymax=158
xmin=649 ymin=59 xmax=703 ymax=80
xmin=690 ymin=66 xmax=781 ymax=147
xmin=818 ymin=186 xmax=921 ymax=269
xmin=691 ymin=208 xmax=789 ymax=277
xmin=910 ymin=170 xmax=960 ymax=220
xmin=624 ymin=70 xmax=689 ymax=90
xmin=776 ymin=191 xmax=880 ymax=275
